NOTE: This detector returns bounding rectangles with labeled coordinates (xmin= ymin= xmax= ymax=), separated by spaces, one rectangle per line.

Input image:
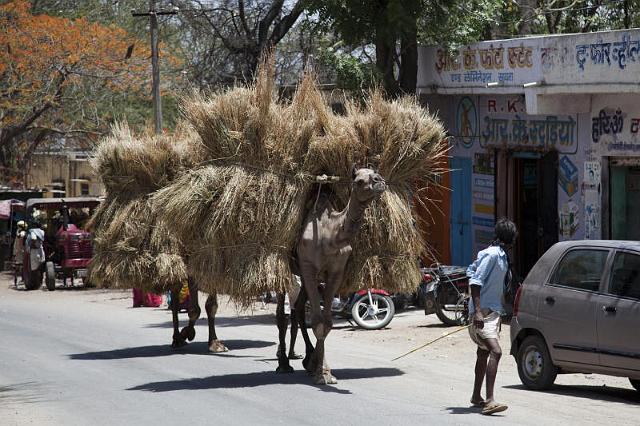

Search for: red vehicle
xmin=23 ymin=197 xmax=101 ymax=291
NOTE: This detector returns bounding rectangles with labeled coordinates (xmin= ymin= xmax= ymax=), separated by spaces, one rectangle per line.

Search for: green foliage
xmin=316 ymin=41 xmax=379 ymax=91
xmin=308 ymin=0 xmax=419 ymax=44
xmin=419 ymin=0 xmax=504 ymax=48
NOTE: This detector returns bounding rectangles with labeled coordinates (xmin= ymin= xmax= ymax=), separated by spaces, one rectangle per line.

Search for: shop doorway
xmin=496 ymin=151 xmax=558 ymax=279
xmin=610 ymin=162 xmax=640 ymax=240
xmin=450 ymin=157 xmax=472 ymax=266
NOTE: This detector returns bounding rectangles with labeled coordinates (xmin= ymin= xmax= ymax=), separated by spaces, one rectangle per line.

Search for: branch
xmin=238 ymin=0 xmax=253 ymax=38
xmin=0 ymin=70 xmax=67 ymax=148
xmin=27 ymin=126 xmax=104 ymax=136
xmin=19 ymin=129 xmax=49 ymax=170
xmin=258 ymin=0 xmax=285 ymax=46
xmin=268 ymin=0 xmax=305 ymax=47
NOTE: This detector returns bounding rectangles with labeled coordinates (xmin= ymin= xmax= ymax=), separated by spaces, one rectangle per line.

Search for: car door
xmin=537 ymin=248 xmax=609 ymax=366
xmin=595 ymin=249 xmax=640 ymax=372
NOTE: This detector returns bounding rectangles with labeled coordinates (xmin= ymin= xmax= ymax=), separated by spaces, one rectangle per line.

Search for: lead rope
xmin=391 ymin=325 xmax=470 ymax=361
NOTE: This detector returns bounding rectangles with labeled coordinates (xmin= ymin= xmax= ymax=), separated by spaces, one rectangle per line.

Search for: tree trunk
xmin=624 ymin=0 xmax=631 ymax=29
xmin=517 ymin=0 xmax=537 ymax=35
xmin=398 ymin=17 xmax=417 ymax=95
xmin=375 ymin=24 xmax=399 ymax=98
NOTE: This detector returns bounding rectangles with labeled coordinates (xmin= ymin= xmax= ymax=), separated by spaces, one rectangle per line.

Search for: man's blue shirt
xmin=466 ymin=245 xmax=508 ymax=315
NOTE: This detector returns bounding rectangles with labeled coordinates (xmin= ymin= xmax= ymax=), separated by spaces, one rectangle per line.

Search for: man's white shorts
xmin=469 ymin=310 xmax=501 ymax=350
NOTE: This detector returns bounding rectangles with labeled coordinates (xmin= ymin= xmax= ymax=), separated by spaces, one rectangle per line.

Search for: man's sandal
xmin=470 ymin=398 xmax=486 ymax=407
xmin=481 ymin=401 xmax=508 ymax=415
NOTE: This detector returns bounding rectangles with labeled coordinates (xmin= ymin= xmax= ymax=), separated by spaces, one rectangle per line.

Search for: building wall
xmin=422 ymin=90 xmax=640 ymax=260
xmin=418 ymin=29 xmax=640 ymax=267
xmin=26 ymin=153 xmax=104 ymax=197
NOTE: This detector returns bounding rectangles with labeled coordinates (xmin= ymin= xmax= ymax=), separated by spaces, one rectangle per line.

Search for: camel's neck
xmin=337 ymin=196 xmax=368 ymax=244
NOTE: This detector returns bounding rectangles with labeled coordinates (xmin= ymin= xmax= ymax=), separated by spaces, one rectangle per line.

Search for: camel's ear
xmin=351 ymin=164 xmax=357 ymax=181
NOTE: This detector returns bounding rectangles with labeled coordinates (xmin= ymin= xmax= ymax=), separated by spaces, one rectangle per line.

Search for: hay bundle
xmin=307 ymin=92 xmax=448 ymax=292
xmin=88 ymin=122 xmax=199 ymax=291
xmin=154 ymin=73 xmax=445 ymax=300
xmin=152 ymin=66 xmax=328 ymax=303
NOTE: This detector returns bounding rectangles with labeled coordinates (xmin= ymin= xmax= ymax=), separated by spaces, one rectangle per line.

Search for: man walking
xmin=467 ymin=218 xmax=517 ymax=415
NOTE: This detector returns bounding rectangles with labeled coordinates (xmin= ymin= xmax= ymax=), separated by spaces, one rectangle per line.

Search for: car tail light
xmin=513 ymin=285 xmax=523 ymax=317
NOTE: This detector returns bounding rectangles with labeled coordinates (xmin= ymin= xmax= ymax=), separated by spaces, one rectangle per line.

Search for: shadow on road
xmin=415 ymin=323 xmax=454 ymax=329
xmin=444 ymin=406 xmax=498 ymax=415
xmin=0 ymin=382 xmax=48 ymax=405
xmin=505 ymin=383 xmax=640 ymax=405
xmin=145 ymin=313 xmax=277 ymax=329
xmin=127 ymin=367 xmax=404 ymax=393
xmin=69 ymin=340 xmax=275 ymax=360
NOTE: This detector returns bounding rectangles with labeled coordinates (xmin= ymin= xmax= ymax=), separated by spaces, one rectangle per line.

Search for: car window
xmin=549 ymin=249 xmax=608 ymax=292
xmin=608 ymin=251 xmax=640 ymax=300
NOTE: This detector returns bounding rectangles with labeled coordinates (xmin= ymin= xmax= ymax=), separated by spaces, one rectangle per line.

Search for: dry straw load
xmin=91 ymin=56 xmax=446 ymax=302
xmin=310 ymin=92 xmax=448 ymax=292
xmin=88 ymin=122 xmax=201 ymax=291
xmin=152 ymin=60 xmax=446 ymax=304
xmin=152 ymin=66 xmax=327 ymax=303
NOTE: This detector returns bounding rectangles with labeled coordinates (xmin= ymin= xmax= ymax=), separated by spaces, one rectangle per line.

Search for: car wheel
xmin=517 ymin=335 xmax=558 ymax=390
xmin=630 ymin=379 xmax=640 ymax=392
xmin=45 ymin=261 xmax=56 ymax=291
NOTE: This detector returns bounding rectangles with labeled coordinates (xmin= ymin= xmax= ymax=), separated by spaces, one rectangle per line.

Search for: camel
xmin=275 ymin=166 xmax=387 ymax=383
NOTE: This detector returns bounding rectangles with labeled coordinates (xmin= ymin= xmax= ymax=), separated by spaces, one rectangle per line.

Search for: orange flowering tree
xmin=0 ymin=0 xmax=150 ymax=180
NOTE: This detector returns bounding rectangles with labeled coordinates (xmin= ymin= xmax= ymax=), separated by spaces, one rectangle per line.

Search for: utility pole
xmin=132 ymin=2 xmax=177 ymax=135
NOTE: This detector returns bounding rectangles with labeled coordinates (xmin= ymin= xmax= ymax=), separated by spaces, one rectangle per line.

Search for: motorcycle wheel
xmin=435 ymin=288 xmax=468 ymax=326
xmin=351 ymin=293 xmax=395 ymax=330
xmin=45 ymin=261 xmax=56 ymax=291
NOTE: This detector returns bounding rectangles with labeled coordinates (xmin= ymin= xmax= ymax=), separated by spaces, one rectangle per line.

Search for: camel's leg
xmin=275 ymin=292 xmax=294 ymax=373
xmin=308 ymin=285 xmax=338 ymax=384
xmin=288 ymin=305 xmax=302 ymax=359
xmin=205 ymin=292 xmax=228 ymax=352
xmin=310 ymin=268 xmax=345 ymax=385
xmin=171 ymin=285 xmax=187 ymax=348
xmin=294 ymin=284 xmax=315 ymax=370
xmin=178 ymin=277 xmax=200 ymax=342
xmin=300 ymin=267 xmax=335 ymax=383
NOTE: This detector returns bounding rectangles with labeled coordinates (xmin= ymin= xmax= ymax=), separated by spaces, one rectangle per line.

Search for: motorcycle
xmin=306 ymin=288 xmax=396 ymax=330
xmin=420 ymin=265 xmax=470 ymax=326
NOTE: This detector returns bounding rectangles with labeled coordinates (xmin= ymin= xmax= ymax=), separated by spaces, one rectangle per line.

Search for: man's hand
xmin=473 ymin=311 xmax=484 ymax=329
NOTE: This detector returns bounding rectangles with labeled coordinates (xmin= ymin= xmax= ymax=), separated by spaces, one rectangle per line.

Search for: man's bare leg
xmin=482 ymin=337 xmax=502 ymax=403
xmin=472 ymin=347 xmax=489 ymax=404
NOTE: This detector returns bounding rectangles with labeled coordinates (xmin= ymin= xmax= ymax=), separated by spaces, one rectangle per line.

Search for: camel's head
xmin=351 ymin=166 xmax=387 ymax=203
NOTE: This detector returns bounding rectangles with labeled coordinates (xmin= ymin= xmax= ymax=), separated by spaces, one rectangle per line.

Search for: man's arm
xmin=468 ymin=252 xmax=496 ymax=329
xmin=471 ymin=285 xmax=484 ymax=329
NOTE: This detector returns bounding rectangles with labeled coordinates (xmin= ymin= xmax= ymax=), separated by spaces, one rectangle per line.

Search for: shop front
xmin=417 ymin=29 xmax=640 ymax=277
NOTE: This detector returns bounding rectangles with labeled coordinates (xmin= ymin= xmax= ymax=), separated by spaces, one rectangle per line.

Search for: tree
xmin=0 ymin=0 xmax=150 ymax=181
xmin=489 ymin=1 xmax=640 ymax=37
xmin=307 ymin=0 xmax=413 ymax=97
xmin=167 ymin=0 xmax=306 ymax=87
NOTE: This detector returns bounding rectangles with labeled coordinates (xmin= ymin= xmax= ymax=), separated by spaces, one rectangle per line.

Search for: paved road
xmin=0 ymin=274 xmax=638 ymax=425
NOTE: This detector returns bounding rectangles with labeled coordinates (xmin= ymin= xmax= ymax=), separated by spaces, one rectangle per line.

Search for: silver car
xmin=510 ymin=240 xmax=640 ymax=391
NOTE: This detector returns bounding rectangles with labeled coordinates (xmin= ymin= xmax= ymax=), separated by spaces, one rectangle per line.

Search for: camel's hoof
xmin=171 ymin=339 xmax=187 ymax=349
xmin=276 ymin=364 xmax=294 ymax=374
xmin=313 ymin=373 xmax=338 ymax=385
xmin=208 ymin=340 xmax=228 ymax=353
xmin=180 ymin=326 xmax=196 ymax=342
